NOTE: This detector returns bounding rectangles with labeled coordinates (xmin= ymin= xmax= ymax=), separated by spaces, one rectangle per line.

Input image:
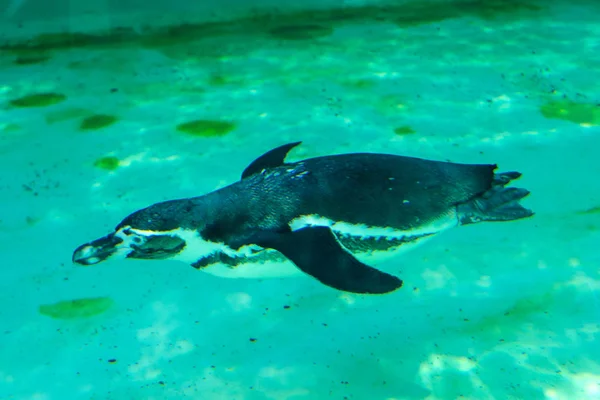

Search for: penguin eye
xmin=132 ymin=236 xmax=142 ymax=244
xmin=122 ymin=228 xmax=132 ymax=236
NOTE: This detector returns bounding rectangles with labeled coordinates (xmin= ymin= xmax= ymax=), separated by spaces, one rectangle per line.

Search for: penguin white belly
xmin=167 ymin=229 xmax=301 ymax=278
xmin=198 ymin=258 xmax=301 ymax=279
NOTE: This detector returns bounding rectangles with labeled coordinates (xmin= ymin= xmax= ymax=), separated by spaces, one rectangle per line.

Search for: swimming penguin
xmin=72 ymin=142 xmax=533 ymax=294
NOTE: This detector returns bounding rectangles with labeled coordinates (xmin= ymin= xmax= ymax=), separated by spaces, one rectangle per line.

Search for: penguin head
xmin=72 ymin=202 xmax=193 ymax=266
xmin=72 ymin=225 xmax=188 ymax=266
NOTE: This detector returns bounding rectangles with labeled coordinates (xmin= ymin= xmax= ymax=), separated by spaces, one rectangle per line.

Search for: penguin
xmin=72 ymin=142 xmax=533 ymax=294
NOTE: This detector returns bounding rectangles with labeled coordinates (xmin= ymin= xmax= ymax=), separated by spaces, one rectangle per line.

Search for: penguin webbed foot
xmin=492 ymin=171 xmax=522 ymax=186
xmin=459 ymin=185 xmax=534 ymax=225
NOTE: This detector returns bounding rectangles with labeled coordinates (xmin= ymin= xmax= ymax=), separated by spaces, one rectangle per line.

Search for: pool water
xmin=0 ymin=0 xmax=599 ymax=399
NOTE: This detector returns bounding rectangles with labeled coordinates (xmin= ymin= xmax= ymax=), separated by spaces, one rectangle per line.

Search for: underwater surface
xmin=1 ymin=0 xmax=599 ymax=399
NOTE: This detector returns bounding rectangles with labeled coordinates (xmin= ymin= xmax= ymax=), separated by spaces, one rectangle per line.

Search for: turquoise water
xmin=1 ymin=1 xmax=599 ymax=399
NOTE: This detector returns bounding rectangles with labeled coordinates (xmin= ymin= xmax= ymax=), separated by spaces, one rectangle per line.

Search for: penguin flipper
xmin=241 ymin=226 xmax=403 ymax=294
xmin=241 ymin=141 xmax=302 ymax=180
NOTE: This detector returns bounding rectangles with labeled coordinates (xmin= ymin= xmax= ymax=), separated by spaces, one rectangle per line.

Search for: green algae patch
xmin=9 ymin=93 xmax=66 ymax=108
xmin=208 ymin=75 xmax=229 ymax=86
xmin=394 ymin=125 xmax=416 ymax=135
xmin=139 ymin=22 xmax=230 ymax=49
xmin=176 ymin=119 xmax=236 ymax=137
xmin=539 ymin=100 xmax=600 ymax=126
xmin=39 ymin=297 xmax=114 ymax=320
xmin=207 ymin=74 xmax=246 ymax=87
xmin=394 ymin=0 xmax=542 ymax=28
xmin=577 ymin=206 xmax=600 ymax=216
xmin=14 ymin=54 xmax=51 ymax=65
xmin=25 ymin=216 xmax=41 ymax=226
xmin=268 ymin=24 xmax=333 ymax=40
xmin=459 ymin=292 xmax=553 ymax=339
xmin=394 ymin=5 xmax=454 ymax=27
xmin=503 ymin=292 xmax=552 ymax=318
xmin=470 ymin=0 xmax=542 ymax=20
xmin=2 ymin=123 xmax=21 ymax=133
xmin=2 ymin=30 xmax=136 ymax=53
xmin=94 ymin=156 xmax=120 ymax=171
xmin=24 ymin=32 xmax=103 ymax=50
xmin=79 ymin=114 xmax=118 ymax=131
xmin=344 ymin=79 xmax=376 ymax=90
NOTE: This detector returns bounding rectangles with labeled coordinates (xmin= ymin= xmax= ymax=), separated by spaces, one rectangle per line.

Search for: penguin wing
xmin=241 ymin=141 xmax=302 ymax=180
xmin=233 ymin=226 xmax=403 ymax=294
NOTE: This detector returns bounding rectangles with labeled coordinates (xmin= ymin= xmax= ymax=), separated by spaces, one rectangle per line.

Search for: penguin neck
xmin=195 ymin=181 xmax=255 ymax=243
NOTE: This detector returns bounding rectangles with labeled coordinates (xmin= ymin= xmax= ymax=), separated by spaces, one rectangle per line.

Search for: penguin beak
xmin=72 ymin=233 xmax=124 ymax=266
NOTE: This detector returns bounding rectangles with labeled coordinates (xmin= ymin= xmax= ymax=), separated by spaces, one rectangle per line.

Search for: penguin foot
xmin=458 ymin=185 xmax=534 ymax=225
